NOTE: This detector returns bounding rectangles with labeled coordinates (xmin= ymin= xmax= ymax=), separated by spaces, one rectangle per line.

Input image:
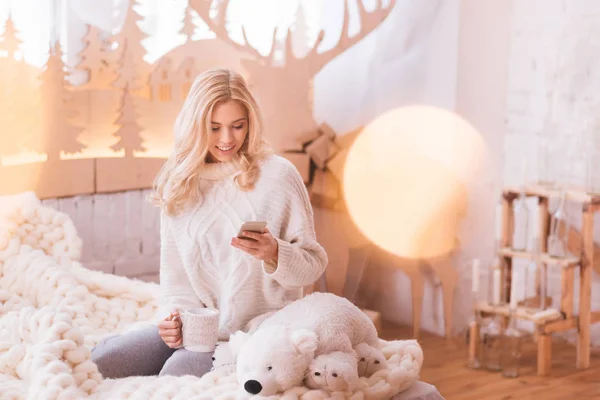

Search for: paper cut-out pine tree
xmin=112 ymin=0 xmax=149 ymax=91
xmin=0 ymin=63 xmax=38 ymax=163
xmin=292 ymin=1 xmax=310 ymax=58
xmin=0 ymin=14 xmax=23 ymax=91
xmin=0 ymin=77 xmax=21 ymax=161
xmin=26 ymin=42 xmax=84 ymax=162
xmin=79 ymin=24 xmax=117 ymax=89
xmin=114 ymin=40 xmax=143 ymax=91
xmin=0 ymin=14 xmax=29 ymax=163
xmin=1 ymin=15 xmax=21 ymax=59
xmin=181 ymin=6 xmax=197 ymax=43
xmin=111 ymin=83 xmax=145 ymax=157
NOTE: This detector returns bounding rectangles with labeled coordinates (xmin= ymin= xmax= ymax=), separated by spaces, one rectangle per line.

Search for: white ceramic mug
xmin=180 ymin=308 xmax=220 ymax=352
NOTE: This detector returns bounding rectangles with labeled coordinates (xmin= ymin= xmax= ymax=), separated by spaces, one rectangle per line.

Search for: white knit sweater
xmin=158 ymin=155 xmax=328 ymax=340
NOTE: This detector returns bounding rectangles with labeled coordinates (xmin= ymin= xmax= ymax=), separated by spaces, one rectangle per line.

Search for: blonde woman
xmin=91 ymin=68 xmax=328 ymax=378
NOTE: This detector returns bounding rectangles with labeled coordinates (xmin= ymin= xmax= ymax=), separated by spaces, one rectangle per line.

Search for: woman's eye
xmin=267 ymin=366 xmax=272 ymax=371
xmin=374 ymin=360 xmax=380 ymax=364
xmin=360 ymin=358 xmax=366 ymax=362
xmin=314 ymin=372 xmax=321 ymax=376
xmin=211 ymin=127 xmax=219 ymax=132
xmin=332 ymin=373 xmax=338 ymax=378
xmin=233 ymin=125 xmax=243 ymax=129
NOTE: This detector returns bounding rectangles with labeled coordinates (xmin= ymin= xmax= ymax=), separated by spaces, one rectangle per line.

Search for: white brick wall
xmin=504 ymin=0 xmax=600 ymax=346
xmin=41 ymin=190 xmax=161 ymax=282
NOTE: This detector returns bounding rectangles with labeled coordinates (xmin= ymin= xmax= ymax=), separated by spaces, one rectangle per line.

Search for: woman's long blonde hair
xmin=149 ymin=68 xmax=272 ymax=216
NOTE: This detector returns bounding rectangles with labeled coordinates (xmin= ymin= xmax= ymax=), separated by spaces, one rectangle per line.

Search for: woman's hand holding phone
xmin=231 ymin=223 xmax=279 ymax=264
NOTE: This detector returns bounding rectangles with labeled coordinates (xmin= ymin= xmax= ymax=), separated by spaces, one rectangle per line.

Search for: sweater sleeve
xmin=159 ymin=212 xmax=204 ymax=319
xmin=261 ymin=161 xmax=328 ymax=288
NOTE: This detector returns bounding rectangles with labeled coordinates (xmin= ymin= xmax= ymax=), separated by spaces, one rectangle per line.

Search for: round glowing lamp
xmin=342 ymin=105 xmax=487 ymax=259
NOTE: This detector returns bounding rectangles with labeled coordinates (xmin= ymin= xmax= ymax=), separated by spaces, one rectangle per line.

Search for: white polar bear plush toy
xmin=233 ymin=292 xmax=380 ymax=396
xmin=210 ymin=312 xmax=277 ymax=374
xmin=210 ymin=341 xmax=237 ymax=374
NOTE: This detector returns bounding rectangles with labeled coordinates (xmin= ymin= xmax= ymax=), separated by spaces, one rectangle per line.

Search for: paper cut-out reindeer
xmin=189 ymin=0 xmax=396 ymax=153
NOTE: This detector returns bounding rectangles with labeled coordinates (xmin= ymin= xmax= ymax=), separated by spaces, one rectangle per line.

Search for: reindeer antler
xmin=189 ymin=0 xmax=277 ymax=65
xmin=190 ymin=0 xmax=395 ymax=71
xmin=301 ymin=0 xmax=397 ymax=74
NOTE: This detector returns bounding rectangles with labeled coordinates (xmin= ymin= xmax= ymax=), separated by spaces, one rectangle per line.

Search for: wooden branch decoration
xmin=189 ymin=0 xmax=276 ymax=63
xmin=309 ymin=0 xmax=397 ymax=74
xmin=191 ymin=0 xmax=395 ymax=72
xmin=189 ymin=0 xmax=396 ymax=154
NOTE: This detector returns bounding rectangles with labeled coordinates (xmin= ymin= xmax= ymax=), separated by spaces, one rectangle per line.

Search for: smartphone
xmin=237 ymin=221 xmax=267 ymax=240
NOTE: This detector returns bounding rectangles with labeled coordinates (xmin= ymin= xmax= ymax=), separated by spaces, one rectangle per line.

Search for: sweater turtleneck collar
xmin=198 ymin=157 xmax=242 ymax=181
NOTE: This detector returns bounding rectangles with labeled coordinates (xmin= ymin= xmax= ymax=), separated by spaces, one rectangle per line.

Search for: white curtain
xmin=313 ymin=0 xmax=459 ymax=134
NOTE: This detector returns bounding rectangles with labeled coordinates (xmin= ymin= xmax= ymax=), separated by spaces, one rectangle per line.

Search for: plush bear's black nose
xmin=244 ymin=380 xmax=262 ymax=395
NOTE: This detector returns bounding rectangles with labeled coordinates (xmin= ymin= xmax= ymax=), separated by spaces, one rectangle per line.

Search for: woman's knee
xmin=90 ymin=334 xmax=119 ymax=370
xmin=91 ymin=326 xmax=175 ymax=379
xmin=159 ymin=349 xmax=214 ymax=378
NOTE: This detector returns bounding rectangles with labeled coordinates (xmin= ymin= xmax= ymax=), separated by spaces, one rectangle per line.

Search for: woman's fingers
xmin=159 ymin=324 xmax=182 ymax=348
xmin=231 ymin=229 xmax=277 ymax=262
xmin=232 ymin=237 xmax=261 ymax=249
xmin=239 ymin=231 xmax=263 ymax=241
xmin=158 ymin=319 xmax=180 ymax=330
xmin=158 ymin=311 xmax=182 ymax=347
xmin=231 ymin=238 xmax=259 ymax=252
xmin=231 ymin=240 xmax=260 ymax=256
xmin=160 ymin=327 xmax=181 ymax=337
xmin=165 ymin=338 xmax=181 ymax=347
xmin=162 ymin=334 xmax=181 ymax=348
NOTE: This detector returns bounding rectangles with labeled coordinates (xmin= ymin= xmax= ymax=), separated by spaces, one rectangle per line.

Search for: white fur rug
xmin=0 ymin=192 xmax=423 ymax=400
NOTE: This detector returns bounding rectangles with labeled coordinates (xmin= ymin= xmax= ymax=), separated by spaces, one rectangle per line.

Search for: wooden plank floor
xmin=380 ymin=322 xmax=600 ymax=400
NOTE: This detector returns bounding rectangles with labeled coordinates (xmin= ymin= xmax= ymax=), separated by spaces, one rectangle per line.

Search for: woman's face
xmin=207 ymin=100 xmax=249 ymax=163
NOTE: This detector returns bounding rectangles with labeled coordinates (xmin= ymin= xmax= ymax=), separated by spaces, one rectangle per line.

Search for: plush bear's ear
xmin=228 ymin=330 xmax=249 ymax=356
xmin=291 ymin=329 xmax=318 ymax=355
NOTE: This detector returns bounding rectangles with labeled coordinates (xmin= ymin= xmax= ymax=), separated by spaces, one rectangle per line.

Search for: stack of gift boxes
xmin=283 ymin=123 xmax=362 ymax=211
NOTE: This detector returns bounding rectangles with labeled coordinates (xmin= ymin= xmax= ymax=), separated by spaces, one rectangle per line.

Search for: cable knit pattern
xmin=160 ymin=155 xmax=329 ymax=340
xmin=0 ymin=192 xmax=423 ymax=399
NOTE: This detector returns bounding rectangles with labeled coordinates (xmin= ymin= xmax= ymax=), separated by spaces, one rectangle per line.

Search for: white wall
xmin=314 ymin=0 xmax=459 ymax=135
xmin=41 ymin=190 xmax=161 ymax=283
xmin=503 ymin=0 xmax=600 ymax=346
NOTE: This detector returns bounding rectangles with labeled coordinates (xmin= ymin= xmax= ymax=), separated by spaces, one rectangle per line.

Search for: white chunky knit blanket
xmin=0 ymin=192 xmax=423 ymax=400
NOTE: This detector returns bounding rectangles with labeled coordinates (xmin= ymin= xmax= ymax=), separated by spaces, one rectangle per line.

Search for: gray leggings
xmin=91 ymin=326 xmax=214 ymax=379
